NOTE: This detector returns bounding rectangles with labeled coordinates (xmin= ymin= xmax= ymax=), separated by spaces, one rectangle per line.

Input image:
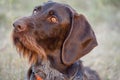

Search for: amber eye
xmin=47 ymin=16 xmax=58 ymax=23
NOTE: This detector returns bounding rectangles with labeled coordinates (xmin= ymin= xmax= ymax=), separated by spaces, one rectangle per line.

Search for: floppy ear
xmin=61 ymin=11 xmax=98 ymax=66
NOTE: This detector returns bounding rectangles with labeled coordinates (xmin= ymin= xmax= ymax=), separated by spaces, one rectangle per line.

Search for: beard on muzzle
xmin=12 ymin=31 xmax=46 ymax=64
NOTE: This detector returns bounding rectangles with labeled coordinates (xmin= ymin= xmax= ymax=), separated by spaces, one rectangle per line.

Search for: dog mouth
xmin=12 ymin=31 xmax=46 ymax=64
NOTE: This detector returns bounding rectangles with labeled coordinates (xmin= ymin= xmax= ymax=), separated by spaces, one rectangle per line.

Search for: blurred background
xmin=0 ymin=0 xmax=120 ymax=80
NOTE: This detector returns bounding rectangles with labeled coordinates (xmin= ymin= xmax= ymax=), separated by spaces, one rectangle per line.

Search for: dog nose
xmin=13 ymin=20 xmax=27 ymax=32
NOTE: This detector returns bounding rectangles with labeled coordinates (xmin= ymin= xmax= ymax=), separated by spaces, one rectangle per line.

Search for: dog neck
xmin=47 ymin=49 xmax=68 ymax=73
xmin=35 ymin=37 xmax=68 ymax=73
xmin=47 ymin=52 xmax=85 ymax=79
xmin=31 ymin=59 xmax=85 ymax=80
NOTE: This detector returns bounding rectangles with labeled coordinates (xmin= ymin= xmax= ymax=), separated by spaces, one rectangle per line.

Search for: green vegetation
xmin=0 ymin=0 xmax=120 ymax=80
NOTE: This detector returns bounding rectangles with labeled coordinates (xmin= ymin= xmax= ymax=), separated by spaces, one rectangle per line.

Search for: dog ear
xmin=61 ymin=9 xmax=98 ymax=66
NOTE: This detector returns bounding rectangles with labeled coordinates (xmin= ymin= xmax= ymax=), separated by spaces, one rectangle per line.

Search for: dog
xmin=12 ymin=1 xmax=100 ymax=80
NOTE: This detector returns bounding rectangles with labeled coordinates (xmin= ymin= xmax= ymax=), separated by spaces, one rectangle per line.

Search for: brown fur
xmin=12 ymin=1 xmax=100 ymax=80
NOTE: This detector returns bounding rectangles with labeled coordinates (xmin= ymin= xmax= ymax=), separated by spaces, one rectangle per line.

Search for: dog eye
xmin=47 ymin=16 xmax=58 ymax=23
xmin=33 ymin=9 xmax=37 ymax=15
xmin=33 ymin=6 xmax=42 ymax=15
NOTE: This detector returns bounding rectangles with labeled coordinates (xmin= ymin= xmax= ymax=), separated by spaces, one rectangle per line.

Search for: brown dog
xmin=12 ymin=1 xmax=100 ymax=80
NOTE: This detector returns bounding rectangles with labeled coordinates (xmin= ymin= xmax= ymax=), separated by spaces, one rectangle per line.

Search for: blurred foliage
xmin=105 ymin=0 xmax=120 ymax=7
xmin=0 ymin=0 xmax=120 ymax=80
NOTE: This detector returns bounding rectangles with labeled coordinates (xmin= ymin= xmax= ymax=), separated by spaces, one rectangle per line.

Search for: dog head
xmin=12 ymin=2 xmax=97 ymax=65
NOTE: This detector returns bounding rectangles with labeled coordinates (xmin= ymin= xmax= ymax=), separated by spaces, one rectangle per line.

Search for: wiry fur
xmin=12 ymin=31 xmax=46 ymax=64
xmin=12 ymin=1 xmax=100 ymax=80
